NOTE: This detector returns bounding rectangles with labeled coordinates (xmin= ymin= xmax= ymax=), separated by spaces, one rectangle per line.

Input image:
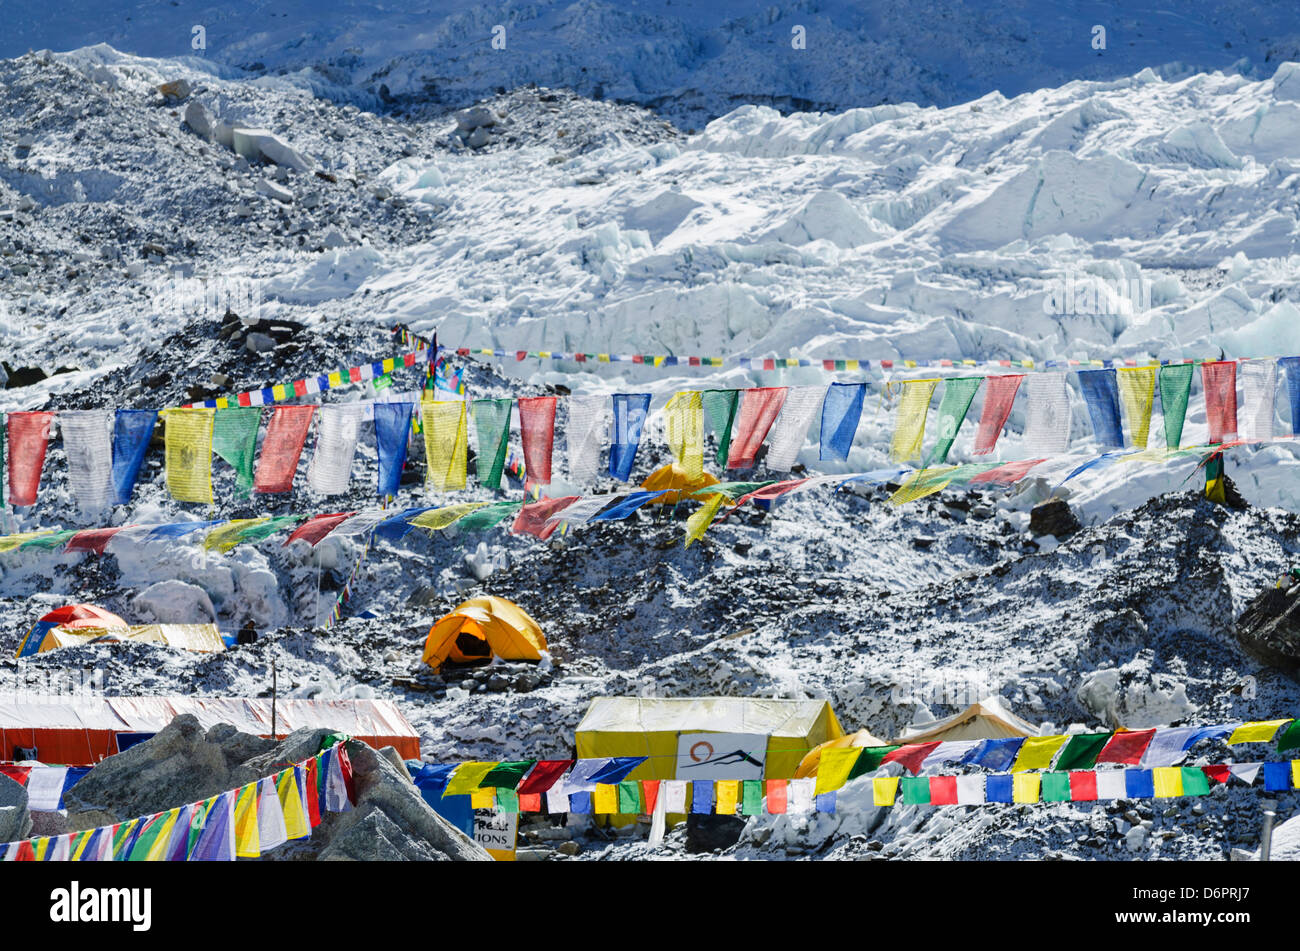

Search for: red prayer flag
xmin=1068 ymin=771 xmax=1098 ymax=801
xmin=518 ymin=793 xmax=541 ymax=812
xmin=337 ymin=745 xmax=356 ymax=805
xmin=641 ymin=780 xmax=661 ymax=815
xmin=882 ymin=742 xmax=941 ymax=775
xmin=1095 ymin=728 xmax=1156 ymax=765
xmin=517 ymin=396 xmax=557 ymax=485
xmin=516 ymin=759 xmax=574 ymax=796
xmin=14 ymin=840 xmax=35 ymax=861
xmin=930 ymin=775 xmax=958 ymax=805
xmin=727 ymin=387 xmax=787 ymax=468
xmin=0 ymin=765 xmax=31 ymax=785
xmin=6 ymin=411 xmax=55 ymax=506
xmin=1202 ymin=764 xmax=1231 ymax=785
xmin=511 ymin=496 xmax=579 ymax=539
xmin=973 ymin=375 xmax=1023 ymax=454
xmin=284 ymin=512 xmax=356 ymax=547
xmin=735 ymin=478 xmax=810 ymax=507
xmin=1201 ymin=361 xmax=1238 ymax=443
xmin=765 ymin=779 xmax=788 ymax=813
xmin=969 ymin=457 xmax=1046 ymax=485
xmin=64 ymin=527 xmax=126 ymax=555
xmin=253 ymin=405 xmax=316 ymax=493
xmin=305 ymin=758 xmax=322 ymax=828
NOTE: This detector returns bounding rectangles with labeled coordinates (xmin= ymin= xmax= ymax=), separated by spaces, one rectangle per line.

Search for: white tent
xmin=892 ymin=696 xmax=1039 ymax=744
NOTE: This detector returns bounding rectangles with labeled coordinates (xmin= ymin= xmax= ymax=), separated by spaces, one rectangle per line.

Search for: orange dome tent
xmin=639 ymin=463 xmax=719 ymax=504
xmin=421 ymin=596 xmax=548 ymax=671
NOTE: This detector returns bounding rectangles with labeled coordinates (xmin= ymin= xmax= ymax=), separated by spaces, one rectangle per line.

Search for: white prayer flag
xmin=60 ymin=410 xmax=115 ymax=516
xmin=257 ymin=776 xmax=288 ymax=851
xmin=1095 ymin=770 xmax=1128 ymax=800
xmin=328 ymin=511 xmax=390 ymax=537
xmin=955 ymin=775 xmax=986 ymax=805
xmin=25 ymin=766 xmax=68 ymax=812
xmin=1023 ymin=370 xmax=1071 ymax=454
xmin=662 ymin=780 xmax=688 ymax=813
xmin=764 ymin=386 xmax=824 ymax=472
xmin=920 ymin=740 xmax=981 ymax=773
xmin=545 ymin=789 xmax=570 ymax=814
xmin=1239 ymin=359 xmax=1277 ymax=442
xmin=788 ymin=777 xmax=816 ymax=814
xmin=308 ymin=403 xmax=366 ymax=495
xmin=1228 ymin=763 xmax=1262 ymax=785
xmin=566 ymin=395 xmax=608 ymax=486
xmin=543 ymin=495 xmax=610 ymax=529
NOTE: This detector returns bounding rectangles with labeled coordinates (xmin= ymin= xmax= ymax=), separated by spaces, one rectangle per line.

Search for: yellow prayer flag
xmin=845 ymin=360 xmax=859 ymax=370
xmin=1152 ymin=767 xmax=1184 ymax=798
xmin=1117 ymin=366 xmax=1157 ymax=448
xmin=328 ymin=371 xmax=342 ymax=387
xmin=903 ymin=359 xmax=917 ymax=369
xmin=32 ymin=837 xmax=49 ymax=861
xmin=1012 ymin=773 xmax=1041 ymax=803
xmin=162 ymin=408 xmax=214 ymax=504
xmin=203 ymin=518 xmax=269 ymax=553
xmin=597 ymin=354 xmax=610 ymax=363
xmin=421 ymin=398 xmax=469 ymax=492
xmin=888 ymin=379 xmax=939 ymax=462
xmin=665 ymin=391 xmax=705 ymax=478
xmin=0 ymin=531 xmax=58 ymax=553
xmin=276 ymin=769 xmax=310 ymax=840
xmin=873 ymin=777 xmax=900 ymax=807
xmin=382 ymin=357 xmax=396 ymax=373
xmin=715 ymin=780 xmax=740 ymax=815
xmin=684 ymin=492 xmax=726 ymax=548
xmin=888 ymin=467 xmax=954 ymax=506
xmin=70 ymin=829 xmax=94 ymax=860
xmin=593 ymin=784 xmax=618 ymax=814
xmin=1293 ymin=760 xmax=1300 ymax=788
xmin=215 ymin=398 xmax=229 ymax=410
xmin=815 ymin=748 xmax=862 ymax=795
xmin=1011 ymin=735 xmax=1069 ymax=772
xmin=444 ymin=762 xmax=497 ymax=797
xmin=272 ymin=384 xmax=288 ymax=402
xmin=1228 ymin=719 xmax=1291 ymax=744
xmin=143 ymin=809 xmax=180 ymax=861
xmin=410 ymin=502 xmax=489 ymax=531
xmin=470 ymin=787 xmax=496 ymax=810
xmin=233 ymin=782 xmax=261 ymax=858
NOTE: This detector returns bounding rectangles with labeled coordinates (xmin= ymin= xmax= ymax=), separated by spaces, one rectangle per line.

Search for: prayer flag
xmin=421 ymin=399 xmax=469 ymax=492
xmin=820 ymin=382 xmax=865 ymax=461
xmin=308 ymin=404 xmax=366 ymax=495
xmin=1238 ymin=359 xmax=1277 ymax=441
xmin=926 ymin=377 xmax=981 ymax=465
xmin=518 ymin=396 xmax=557 ymax=485
xmin=212 ymin=406 xmax=260 ymax=496
xmin=728 ymin=388 xmax=787 ymax=469
xmin=765 ymin=385 xmax=824 ymax=471
xmin=471 ymin=399 xmax=512 ymax=489
xmin=665 ymin=391 xmax=705 ymax=478
xmin=566 ymin=395 xmax=608 ymax=486
xmin=1078 ymin=369 xmax=1124 ymax=448
xmin=610 ymin=393 xmax=651 ymax=480
xmin=1022 ymin=370 xmax=1071 ymax=454
xmin=60 ymin=410 xmax=115 ymax=515
xmin=162 ymin=408 xmax=214 ymax=503
xmin=111 ymin=409 xmax=158 ymax=505
xmin=1159 ymin=363 xmax=1194 ymax=448
xmin=973 ymin=375 xmax=1023 ymax=454
xmin=889 ymin=379 xmax=939 ymax=462
xmin=1117 ymin=366 xmax=1157 ymax=448
xmin=1201 ymin=360 xmax=1238 ymax=443
xmin=703 ymin=389 xmax=741 ymax=467
xmin=253 ymin=404 xmax=315 ymax=493
xmin=374 ymin=401 xmax=414 ymax=497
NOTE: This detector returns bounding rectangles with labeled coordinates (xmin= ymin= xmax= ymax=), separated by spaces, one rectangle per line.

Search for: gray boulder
xmin=184 ymin=101 xmax=213 ymax=140
xmin=1029 ymin=498 xmax=1081 ymax=539
xmin=454 ymin=106 xmax=497 ymax=132
xmin=0 ymin=774 xmax=31 ymax=843
xmin=1236 ymin=581 xmax=1300 ymax=670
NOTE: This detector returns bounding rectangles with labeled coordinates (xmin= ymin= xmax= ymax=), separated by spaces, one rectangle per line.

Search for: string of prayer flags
xmin=7 ymin=411 xmax=55 ymax=507
xmin=765 ymin=385 xmax=823 ymax=472
xmin=1201 ymin=360 xmax=1238 ymax=443
xmin=664 ymin=391 xmax=705 ymax=478
xmin=285 ymin=512 xmax=357 ymax=547
xmin=1158 ymin=363 xmax=1195 ymax=449
xmin=253 ymin=404 xmax=316 ymax=494
xmin=1238 ymin=359 xmax=1277 ymax=442
xmin=212 ymin=406 xmax=261 ymax=496
xmin=1078 ymin=368 xmax=1124 ymax=449
xmin=373 ymin=401 xmax=414 ymax=498
xmin=410 ymin=502 xmax=489 ymax=532
xmin=819 ymin=382 xmax=866 ymax=461
xmin=1096 ymin=728 xmax=1156 ymax=765
xmin=972 ymin=374 xmax=1023 ymax=454
xmin=518 ymin=396 xmax=557 ymax=485
xmin=565 ymin=395 xmax=608 ymax=486
xmin=471 ymin=399 xmax=512 ymax=490
xmin=308 ymin=404 xmax=366 ymax=495
xmin=926 ymin=377 xmax=981 ymax=465
xmin=1117 ymin=366 xmax=1157 ymax=449
xmin=610 ymin=393 xmax=651 ymax=481
xmin=422 ymin=399 xmax=470 ymax=492
xmin=162 ymin=408 xmax=214 ymax=504
xmin=888 ymin=379 xmax=939 ymax=463
xmin=1022 ymin=370 xmax=1071 ymax=454
xmin=728 ymin=387 xmax=787 ymax=469
xmin=702 ymin=389 xmax=741 ymax=467
xmin=586 ymin=490 xmax=666 ymax=521
xmin=59 ymin=410 xmax=115 ymax=516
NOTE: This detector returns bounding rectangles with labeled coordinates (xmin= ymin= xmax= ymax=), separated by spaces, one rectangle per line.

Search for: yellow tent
xmin=35 ymin=624 xmax=226 ymax=654
xmin=421 ymin=596 xmax=547 ymax=671
xmin=794 ymin=728 xmax=890 ymax=779
xmin=575 ymin=696 xmax=843 ymax=783
xmin=890 ymin=696 xmax=1038 ymax=744
xmin=639 ymin=463 xmax=719 ymax=504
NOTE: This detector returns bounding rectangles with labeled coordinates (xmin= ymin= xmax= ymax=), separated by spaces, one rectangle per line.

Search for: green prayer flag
xmin=479 ymin=760 xmax=536 ymax=789
xmin=925 ymin=377 xmax=982 ymax=466
xmin=1276 ymin=719 xmax=1300 ymax=753
xmin=372 ymin=374 xmax=393 ymax=392
xmin=454 ymin=500 xmax=522 ymax=532
xmin=1041 ymin=772 xmax=1071 ymax=802
xmin=1054 ymin=733 xmax=1112 ymax=771
xmin=1180 ymin=767 xmax=1211 ymax=796
xmin=617 ymin=780 xmax=641 ymax=814
xmin=213 ymin=407 xmax=262 ymax=495
xmin=495 ymin=788 xmax=519 ymax=813
xmin=1159 ymin=364 xmax=1194 ymax=449
xmin=702 ymin=389 xmax=740 ymax=468
xmin=472 ymin=399 xmax=512 ymax=489
xmin=21 ymin=530 xmax=77 ymax=550
xmin=741 ymin=779 xmax=763 ymax=816
xmin=900 ymin=775 xmax=931 ymax=806
xmin=236 ymin=514 xmax=304 ymax=547
xmin=691 ymin=480 xmax=774 ymax=501
xmin=849 ymin=745 xmax=901 ymax=779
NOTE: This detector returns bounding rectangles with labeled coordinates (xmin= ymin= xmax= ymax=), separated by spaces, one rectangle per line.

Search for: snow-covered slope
xmin=5 ymin=2 xmax=1300 ymax=126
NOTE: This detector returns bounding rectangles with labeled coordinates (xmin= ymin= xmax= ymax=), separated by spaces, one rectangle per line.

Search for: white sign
xmin=675 ymin=732 xmax=767 ymax=781
xmin=474 ymin=810 xmax=518 ymax=857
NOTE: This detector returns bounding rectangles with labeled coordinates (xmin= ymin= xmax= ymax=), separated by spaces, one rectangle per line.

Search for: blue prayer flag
xmin=609 ymin=393 xmax=651 ymax=481
xmin=820 ymin=383 xmax=865 ymax=460
xmin=111 ymin=409 xmax=158 ymax=505
xmin=374 ymin=402 xmax=414 ymax=498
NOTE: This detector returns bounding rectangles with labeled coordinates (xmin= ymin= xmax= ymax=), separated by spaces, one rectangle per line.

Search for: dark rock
xmin=1029 ymin=498 xmax=1081 ymax=538
xmin=1236 ymin=581 xmax=1300 ymax=670
xmin=685 ymin=813 xmax=746 ymax=854
xmin=486 ymin=674 xmax=510 ymax=692
xmin=911 ymin=535 xmax=936 ymax=550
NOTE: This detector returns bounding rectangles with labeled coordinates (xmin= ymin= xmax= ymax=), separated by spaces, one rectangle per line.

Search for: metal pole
xmin=1260 ymin=799 xmax=1277 ymax=861
xmin=271 ymin=652 xmax=278 ymax=740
